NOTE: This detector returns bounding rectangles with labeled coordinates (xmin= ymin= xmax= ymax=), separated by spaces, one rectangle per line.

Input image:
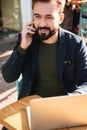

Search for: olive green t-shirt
xmin=32 ymin=41 xmax=66 ymax=97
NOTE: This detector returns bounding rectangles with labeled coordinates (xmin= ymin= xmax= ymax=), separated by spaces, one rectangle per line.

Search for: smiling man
xmin=2 ymin=0 xmax=87 ymax=100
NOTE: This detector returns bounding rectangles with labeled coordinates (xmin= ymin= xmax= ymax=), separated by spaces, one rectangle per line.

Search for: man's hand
xmin=20 ymin=21 xmax=36 ymax=50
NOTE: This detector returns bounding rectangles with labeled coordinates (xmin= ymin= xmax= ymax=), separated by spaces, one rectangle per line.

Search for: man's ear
xmin=59 ymin=13 xmax=65 ymax=25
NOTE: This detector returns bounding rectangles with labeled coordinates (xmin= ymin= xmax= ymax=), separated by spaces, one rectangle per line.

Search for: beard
xmin=36 ymin=26 xmax=57 ymax=41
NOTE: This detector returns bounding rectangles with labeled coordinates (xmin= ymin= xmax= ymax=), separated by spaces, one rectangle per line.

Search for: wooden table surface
xmin=0 ymin=95 xmax=40 ymax=130
xmin=0 ymin=95 xmax=87 ymax=130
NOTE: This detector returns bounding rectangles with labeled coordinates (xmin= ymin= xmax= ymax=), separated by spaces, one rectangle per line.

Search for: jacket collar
xmin=57 ymin=27 xmax=67 ymax=82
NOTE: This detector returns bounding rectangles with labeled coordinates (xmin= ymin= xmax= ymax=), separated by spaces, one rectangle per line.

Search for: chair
xmin=78 ymin=2 xmax=87 ymax=36
xmin=16 ymin=74 xmax=23 ymax=94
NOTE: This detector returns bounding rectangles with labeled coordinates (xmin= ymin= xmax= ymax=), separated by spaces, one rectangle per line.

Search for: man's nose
xmin=39 ymin=18 xmax=47 ymax=27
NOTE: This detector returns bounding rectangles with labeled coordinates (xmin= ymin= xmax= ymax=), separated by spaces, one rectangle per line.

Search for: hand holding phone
xmin=20 ymin=21 xmax=36 ymax=50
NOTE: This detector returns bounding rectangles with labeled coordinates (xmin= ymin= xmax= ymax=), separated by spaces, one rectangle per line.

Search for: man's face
xmin=33 ymin=1 xmax=64 ymax=41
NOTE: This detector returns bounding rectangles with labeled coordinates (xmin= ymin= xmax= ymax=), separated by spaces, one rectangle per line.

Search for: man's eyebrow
xmin=33 ymin=13 xmax=40 ymax=16
xmin=46 ymin=14 xmax=53 ymax=17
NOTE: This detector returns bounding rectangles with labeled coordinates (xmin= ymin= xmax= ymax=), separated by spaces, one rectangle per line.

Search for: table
xmin=0 ymin=95 xmax=87 ymax=130
xmin=0 ymin=95 xmax=40 ymax=130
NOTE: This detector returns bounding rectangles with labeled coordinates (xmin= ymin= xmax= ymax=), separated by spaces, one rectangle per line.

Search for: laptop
xmin=26 ymin=94 xmax=87 ymax=130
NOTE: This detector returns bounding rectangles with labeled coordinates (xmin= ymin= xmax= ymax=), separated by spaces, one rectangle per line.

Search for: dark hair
xmin=32 ymin=0 xmax=66 ymax=13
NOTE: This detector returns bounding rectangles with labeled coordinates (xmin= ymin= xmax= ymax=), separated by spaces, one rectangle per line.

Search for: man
xmin=2 ymin=0 xmax=87 ymax=100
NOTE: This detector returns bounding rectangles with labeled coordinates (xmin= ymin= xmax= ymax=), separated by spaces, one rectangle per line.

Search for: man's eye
xmin=34 ymin=15 xmax=41 ymax=19
xmin=46 ymin=16 xmax=53 ymax=19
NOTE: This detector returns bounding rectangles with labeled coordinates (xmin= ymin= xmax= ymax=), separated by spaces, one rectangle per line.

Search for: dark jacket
xmin=2 ymin=27 xmax=87 ymax=99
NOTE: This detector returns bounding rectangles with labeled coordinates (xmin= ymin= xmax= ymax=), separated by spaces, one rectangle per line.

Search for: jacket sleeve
xmin=75 ymin=38 xmax=87 ymax=94
xmin=2 ymin=33 xmax=27 ymax=82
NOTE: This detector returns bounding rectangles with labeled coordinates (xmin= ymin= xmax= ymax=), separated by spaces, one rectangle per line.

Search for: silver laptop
xmin=26 ymin=94 xmax=87 ymax=130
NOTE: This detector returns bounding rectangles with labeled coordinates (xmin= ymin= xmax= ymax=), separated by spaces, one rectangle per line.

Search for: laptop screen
xmin=26 ymin=94 xmax=87 ymax=130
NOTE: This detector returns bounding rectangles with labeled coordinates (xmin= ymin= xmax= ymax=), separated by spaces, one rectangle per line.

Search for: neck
xmin=42 ymin=31 xmax=58 ymax=44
